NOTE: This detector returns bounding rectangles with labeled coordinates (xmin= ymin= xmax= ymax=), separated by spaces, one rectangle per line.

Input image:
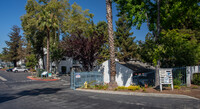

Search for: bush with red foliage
xmin=61 ymin=32 xmax=105 ymax=71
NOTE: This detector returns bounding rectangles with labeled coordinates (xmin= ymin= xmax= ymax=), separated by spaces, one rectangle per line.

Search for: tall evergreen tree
xmin=96 ymin=21 xmax=110 ymax=64
xmin=115 ymin=14 xmax=138 ymax=62
xmin=5 ymin=25 xmax=22 ymax=67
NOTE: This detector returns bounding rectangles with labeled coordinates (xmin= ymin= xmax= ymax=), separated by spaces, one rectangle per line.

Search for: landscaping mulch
xmin=146 ymin=84 xmax=200 ymax=99
xmin=82 ymin=84 xmax=200 ymax=99
xmin=27 ymin=76 xmax=60 ymax=81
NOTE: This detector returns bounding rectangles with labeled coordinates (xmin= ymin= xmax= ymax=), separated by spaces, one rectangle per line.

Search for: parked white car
xmin=12 ymin=67 xmax=28 ymax=73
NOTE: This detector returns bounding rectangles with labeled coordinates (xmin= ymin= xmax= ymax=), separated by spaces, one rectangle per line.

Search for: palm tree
xmin=106 ymin=0 xmax=117 ymax=87
xmin=37 ymin=9 xmax=58 ymax=73
xmin=22 ymin=0 xmax=67 ymax=73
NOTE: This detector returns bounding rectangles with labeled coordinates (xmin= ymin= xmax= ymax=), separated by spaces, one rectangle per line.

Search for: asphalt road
xmin=0 ymin=70 xmax=199 ymax=109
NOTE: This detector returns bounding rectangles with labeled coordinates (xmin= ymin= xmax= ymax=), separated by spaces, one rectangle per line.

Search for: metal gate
xmin=172 ymin=67 xmax=187 ymax=85
xmin=70 ymin=71 xmax=103 ymax=90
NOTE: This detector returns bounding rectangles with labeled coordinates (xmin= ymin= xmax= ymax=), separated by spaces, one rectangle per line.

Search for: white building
xmin=17 ymin=59 xmax=25 ymax=67
xmin=51 ymin=57 xmax=73 ymax=74
xmin=96 ymin=60 xmax=134 ymax=87
xmin=38 ymin=55 xmax=82 ymax=74
xmin=37 ymin=48 xmax=81 ymax=74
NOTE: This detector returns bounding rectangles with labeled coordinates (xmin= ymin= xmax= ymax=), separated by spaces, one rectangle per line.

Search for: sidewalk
xmin=76 ymin=89 xmax=199 ymax=100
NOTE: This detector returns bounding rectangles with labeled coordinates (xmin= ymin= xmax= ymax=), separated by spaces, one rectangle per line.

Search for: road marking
xmin=0 ymin=76 xmax=7 ymax=81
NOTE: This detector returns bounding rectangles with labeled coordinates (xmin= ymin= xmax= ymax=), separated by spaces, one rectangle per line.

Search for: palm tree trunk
xmin=42 ymin=51 xmax=45 ymax=69
xmin=106 ymin=0 xmax=117 ymax=87
xmin=47 ymin=28 xmax=50 ymax=73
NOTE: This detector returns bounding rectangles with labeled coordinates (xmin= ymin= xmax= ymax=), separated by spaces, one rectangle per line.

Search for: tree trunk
xmin=42 ymin=54 xmax=45 ymax=69
xmin=47 ymin=28 xmax=50 ymax=73
xmin=55 ymin=60 xmax=59 ymax=73
xmin=155 ymin=0 xmax=161 ymax=87
xmin=106 ymin=0 xmax=117 ymax=88
xmin=13 ymin=60 xmax=17 ymax=67
xmin=41 ymin=49 xmax=45 ymax=69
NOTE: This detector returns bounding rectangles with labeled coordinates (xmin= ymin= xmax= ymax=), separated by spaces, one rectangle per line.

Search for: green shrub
xmin=89 ymin=85 xmax=95 ymax=89
xmin=95 ymin=83 xmax=108 ymax=90
xmin=192 ymin=73 xmax=200 ymax=85
xmin=36 ymin=69 xmax=45 ymax=77
xmin=87 ymin=80 xmax=96 ymax=88
xmin=173 ymin=78 xmax=181 ymax=86
xmin=174 ymin=85 xmax=181 ymax=90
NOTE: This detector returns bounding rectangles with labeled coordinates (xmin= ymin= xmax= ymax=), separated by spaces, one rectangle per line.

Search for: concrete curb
xmin=76 ymin=89 xmax=199 ymax=100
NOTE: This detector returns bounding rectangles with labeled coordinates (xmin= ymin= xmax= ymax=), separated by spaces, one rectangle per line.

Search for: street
xmin=0 ymin=70 xmax=199 ymax=109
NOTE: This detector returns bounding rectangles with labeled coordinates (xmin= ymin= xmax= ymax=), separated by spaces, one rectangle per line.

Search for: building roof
xmin=119 ymin=61 xmax=155 ymax=73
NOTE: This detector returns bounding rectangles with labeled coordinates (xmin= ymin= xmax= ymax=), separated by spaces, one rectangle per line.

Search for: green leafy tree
xmin=114 ymin=0 xmax=199 ymax=35
xmin=5 ymin=25 xmax=22 ymax=67
xmin=21 ymin=0 xmax=69 ymax=72
xmin=50 ymin=41 xmax=64 ymax=73
xmin=161 ymin=0 xmax=200 ymax=31
xmin=21 ymin=0 xmax=46 ymax=68
xmin=160 ymin=29 xmax=200 ymax=67
xmin=114 ymin=0 xmax=200 ymax=86
xmin=115 ymin=14 xmax=138 ymax=62
xmin=0 ymin=47 xmax=10 ymax=62
xmin=26 ymin=54 xmax=38 ymax=69
xmin=63 ymin=2 xmax=94 ymax=36
xmin=139 ymin=30 xmax=200 ymax=67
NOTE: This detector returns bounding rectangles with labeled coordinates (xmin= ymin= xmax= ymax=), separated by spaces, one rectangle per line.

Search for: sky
xmin=0 ymin=0 xmax=149 ymax=53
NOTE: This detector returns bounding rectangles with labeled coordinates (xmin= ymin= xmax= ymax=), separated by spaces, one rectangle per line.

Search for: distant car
xmin=12 ymin=67 xmax=28 ymax=73
xmin=6 ymin=68 xmax=13 ymax=72
xmin=0 ymin=66 xmax=3 ymax=69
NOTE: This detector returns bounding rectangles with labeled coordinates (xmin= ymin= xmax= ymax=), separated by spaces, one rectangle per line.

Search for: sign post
xmin=159 ymin=68 xmax=173 ymax=91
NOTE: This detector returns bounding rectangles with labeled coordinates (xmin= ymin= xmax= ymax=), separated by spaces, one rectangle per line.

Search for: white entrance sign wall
xmin=96 ymin=60 xmax=134 ymax=87
xmin=159 ymin=69 xmax=173 ymax=91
